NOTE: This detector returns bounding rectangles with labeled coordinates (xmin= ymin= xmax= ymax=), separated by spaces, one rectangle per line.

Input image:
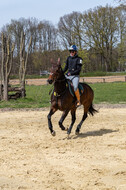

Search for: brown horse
xmin=47 ymin=58 xmax=97 ymax=136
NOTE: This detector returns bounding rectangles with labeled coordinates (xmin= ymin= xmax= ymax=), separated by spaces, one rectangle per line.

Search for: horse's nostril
xmin=47 ymin=79 xmax=53 ymax=84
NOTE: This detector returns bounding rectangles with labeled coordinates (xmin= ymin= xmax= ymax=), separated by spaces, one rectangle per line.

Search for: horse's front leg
xmin=47 ymin=108 xmax=57 ymax=136
xmin=67 ymin=109 xmax=76 ymax=136
xmin=59 ymin=110 xmax=69 ymax=131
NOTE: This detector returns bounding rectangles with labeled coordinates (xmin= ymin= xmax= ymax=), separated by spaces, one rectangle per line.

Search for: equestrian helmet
xmin=69 ymin=45 xmax=78 ymax=51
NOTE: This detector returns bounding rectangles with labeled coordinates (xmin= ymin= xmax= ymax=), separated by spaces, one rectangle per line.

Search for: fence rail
xmin=10 ymin=75 xmax=126 ymax=86
xmin=80 ymin=75 xmax=126 ymax=83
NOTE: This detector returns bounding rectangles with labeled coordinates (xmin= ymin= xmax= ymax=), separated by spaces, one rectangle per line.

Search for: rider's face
xmin=69 ymin=50 xmax=76 ymax=56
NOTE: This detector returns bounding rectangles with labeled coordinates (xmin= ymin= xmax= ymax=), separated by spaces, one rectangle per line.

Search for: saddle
xmin=67 ymin=80 xmax=84 ymax=97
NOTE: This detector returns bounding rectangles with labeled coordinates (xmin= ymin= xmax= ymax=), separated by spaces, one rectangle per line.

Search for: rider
xmin=63 ymin=45 xmax=83 ymax=107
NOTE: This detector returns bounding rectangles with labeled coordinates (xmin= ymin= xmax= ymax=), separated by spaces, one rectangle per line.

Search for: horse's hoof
xmin=67 ymin=130 xmax=71 ymax=139
xmin=67 ymin=130 xmax=70 ymax=135
xmin=51 ymin=131 xmax=56 ymax=136
xmin=75 ymin=131 xmax=79 ymax=135
xmin=67 ymin=134 xmax=71 ymax=139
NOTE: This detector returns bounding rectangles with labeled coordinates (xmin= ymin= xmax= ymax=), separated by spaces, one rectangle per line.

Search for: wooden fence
xmin=10 ymin=75 xmax=126 ymax=86
xmin=80 ymin=75 xmax=126 ymax=83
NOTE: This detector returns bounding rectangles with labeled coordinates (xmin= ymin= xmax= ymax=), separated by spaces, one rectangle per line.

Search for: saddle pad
xmin=68 ymin=82 xmax=84 ymax=97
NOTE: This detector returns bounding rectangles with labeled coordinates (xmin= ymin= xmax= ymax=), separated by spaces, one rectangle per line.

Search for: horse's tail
xmin=88 ymin=104 xmax=98 ymax=116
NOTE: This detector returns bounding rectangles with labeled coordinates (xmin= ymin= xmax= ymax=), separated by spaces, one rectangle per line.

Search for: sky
xmin=0 ymin=0 xmax=118 ymax=29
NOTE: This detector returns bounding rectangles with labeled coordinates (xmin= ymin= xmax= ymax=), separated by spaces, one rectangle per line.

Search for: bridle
xmin=49 ymin=71 xmax=67 ymax=97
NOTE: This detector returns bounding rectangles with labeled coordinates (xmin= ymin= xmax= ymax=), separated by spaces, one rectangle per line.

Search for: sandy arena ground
xmin=0 ymin=105 xmax=126 ymax=190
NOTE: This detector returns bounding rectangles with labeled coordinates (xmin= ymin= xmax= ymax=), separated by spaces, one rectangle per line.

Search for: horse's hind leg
xmin=67 ymin=109 xmax=76 ymax=136
xmin=59 ymin=110 xmax=69 ymax=131
xmin=75 ymin=112 xmax=87 ymax=135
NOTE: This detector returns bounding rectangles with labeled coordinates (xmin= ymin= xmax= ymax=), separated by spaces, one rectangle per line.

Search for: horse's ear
xmin=57 ymin=58 xmax=61 ymax=66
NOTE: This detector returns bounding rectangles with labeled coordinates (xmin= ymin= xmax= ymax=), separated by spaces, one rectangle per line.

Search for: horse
xmin=47 ymin=58 xmax=98 ymax=137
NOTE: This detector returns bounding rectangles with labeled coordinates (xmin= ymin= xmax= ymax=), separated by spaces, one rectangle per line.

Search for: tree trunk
xmin=0 ymin=74 xmax=3 ymax=100
xmin=0 ymin=85 xmax=3 ymax=100
xmin=19 ymin=31 xmax=32 ymax=98
xmin=1 ymin=33 xmax=15 ymax=101
xmin=3 ymin=79 xmax=8 ymax=101
xmin=21 ymin=81 xmax=26 ymax=98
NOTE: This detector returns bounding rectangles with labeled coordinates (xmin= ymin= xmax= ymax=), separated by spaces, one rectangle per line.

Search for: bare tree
xmin=115 ymin=0 xmax=126 ymax=4
xmin=0 ymin=62 xmax=2 ymax=100
xmin=1 ymin=33 xmax=15 ymax=100
xmin=58 ymin=12 xmax=82 ymax=49
xmin=37 ymin=21 xmax=58 ymax=51
xmin=19 ymin=31 xmax=32 ymax=97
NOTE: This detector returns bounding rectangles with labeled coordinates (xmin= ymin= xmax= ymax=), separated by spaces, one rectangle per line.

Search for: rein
xmin=54 ymin=78 xmax=66 ymax=83
xmin=49 ymin=78 xmax=66 ymax=95
xmin=51 ymin=77 xmax=67 ymax=97
xmin=53 ymin=87 xmax=67 ymax=97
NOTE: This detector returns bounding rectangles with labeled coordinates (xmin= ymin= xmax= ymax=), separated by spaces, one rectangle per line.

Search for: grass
xmin=80 ymin=71 xmax=126 ymax=77
xmin=0 ymin=85 xmax=52 ymax=108
xmin=90 ymin=82 xmax=126 ymax=104
xmin=0 ymin=82 xmax=126 ymax=108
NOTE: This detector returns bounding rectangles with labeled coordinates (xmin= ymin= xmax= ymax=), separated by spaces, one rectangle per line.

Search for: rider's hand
xmin=67 ymin=72 xmax=71 ymax=76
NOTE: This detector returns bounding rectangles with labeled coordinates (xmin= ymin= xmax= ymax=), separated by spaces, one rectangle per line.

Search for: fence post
xmin=83 ymin=78 xmax=84 ymax=83
xmin=103 ymin=78 xmax=105 ymax=83
xmin=125 ymin=76 xmax=126 ymax=82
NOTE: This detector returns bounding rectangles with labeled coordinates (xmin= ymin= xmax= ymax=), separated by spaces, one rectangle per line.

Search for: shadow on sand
xmin=72 ymin=128 xmax=119 ymax=139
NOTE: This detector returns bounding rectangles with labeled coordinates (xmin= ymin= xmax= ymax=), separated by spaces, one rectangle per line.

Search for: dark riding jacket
xmin=63 ymin=54 xmax=82 ymax=76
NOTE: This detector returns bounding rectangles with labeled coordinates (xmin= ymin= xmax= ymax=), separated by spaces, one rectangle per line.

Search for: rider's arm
xmin=63 ymin=58 xmax=68 ymax=73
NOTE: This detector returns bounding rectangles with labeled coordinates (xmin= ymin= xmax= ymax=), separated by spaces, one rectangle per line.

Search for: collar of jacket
xmin=70 ymin=54 xmax=78 ymax=59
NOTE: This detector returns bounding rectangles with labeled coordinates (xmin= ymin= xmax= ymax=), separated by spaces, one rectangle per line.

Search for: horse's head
xmin=47 ymin=58 xmax=62 ymax=84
